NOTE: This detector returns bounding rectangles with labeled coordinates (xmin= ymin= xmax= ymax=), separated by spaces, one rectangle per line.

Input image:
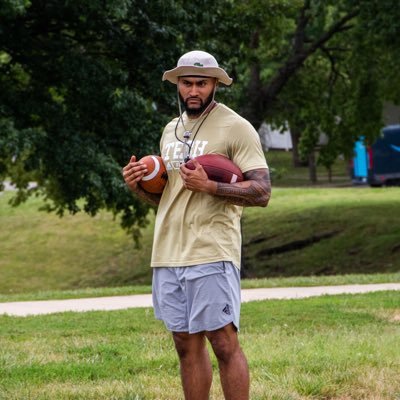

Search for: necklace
xmin=174 ymin=103 xmax=216 ymax=162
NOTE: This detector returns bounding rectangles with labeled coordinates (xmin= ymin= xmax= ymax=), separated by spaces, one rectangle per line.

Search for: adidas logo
xmin=222 ymin=304 xmax=231 ymax=315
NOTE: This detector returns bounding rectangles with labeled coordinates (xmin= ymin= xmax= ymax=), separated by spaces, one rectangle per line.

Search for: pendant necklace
xmin=174 ymin=102 xmax=216 ymax=162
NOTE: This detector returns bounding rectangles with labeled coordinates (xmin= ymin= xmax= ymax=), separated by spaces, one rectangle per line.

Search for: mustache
xmin=185 ymin=96 xmax=202 ymax=103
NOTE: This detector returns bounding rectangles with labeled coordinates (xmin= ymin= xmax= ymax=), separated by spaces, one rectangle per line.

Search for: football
xmin=138 ymin=155 xmax=168 ymax=193
xmin=185 ymin=154 xmax=243 ymax=183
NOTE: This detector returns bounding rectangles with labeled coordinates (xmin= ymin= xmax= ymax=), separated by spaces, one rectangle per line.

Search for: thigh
xmin=152 ymin=267 xmax=189 ymax=332
xmin=185 ymin=262 xmax=241 ymax=334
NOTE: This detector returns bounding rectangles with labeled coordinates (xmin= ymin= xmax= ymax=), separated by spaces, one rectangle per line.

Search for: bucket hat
xmin=162 ymin=50 xmax=233 ymax=86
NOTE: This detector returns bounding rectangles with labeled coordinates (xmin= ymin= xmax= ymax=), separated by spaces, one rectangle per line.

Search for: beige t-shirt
xmin=151 ymin=104 xmax=268 ymax=268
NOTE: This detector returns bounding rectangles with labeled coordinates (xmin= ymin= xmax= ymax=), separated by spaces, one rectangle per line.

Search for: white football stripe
xmin=141 ymin=156 xmax=160 ymax=181
xmin=230 ymin=174 xmax=238 ymax=183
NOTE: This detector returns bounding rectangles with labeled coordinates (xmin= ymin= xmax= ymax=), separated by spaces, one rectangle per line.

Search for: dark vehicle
xmin=368 ymin=125 xmax=400 ymax=186
xmin=352 ymin=125 xmax=400 ymax=187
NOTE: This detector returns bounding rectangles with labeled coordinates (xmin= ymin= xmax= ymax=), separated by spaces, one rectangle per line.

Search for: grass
xmin=267 ymin=150 xmax=351 ymax=187
xmin=0 ymin=291 xmax=399 ymax=399
xmin=1 ymin=186 xmax=400 ymax=299
xmin=0 ymin=191 xmax=155 ymax=294
xmin=242 ymin=186 xmax=400 ymax=278
xmin=1 ymin=152 xmax=399 ymax=399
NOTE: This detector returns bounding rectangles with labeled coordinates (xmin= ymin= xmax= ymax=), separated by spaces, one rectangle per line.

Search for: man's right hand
xmin=122 ymin=156 xmax=148 ymax=192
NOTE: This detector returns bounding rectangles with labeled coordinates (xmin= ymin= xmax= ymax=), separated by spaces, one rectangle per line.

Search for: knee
xmin=173 ymin=332 xmax=190 ymax=359
xmin=172 ymin=332 xmax=205 ymax=360
xmin=207 ymin=330 xmax=238 ymax=363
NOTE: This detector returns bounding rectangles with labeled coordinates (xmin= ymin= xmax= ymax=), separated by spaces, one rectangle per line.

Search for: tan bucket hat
xmin=162 ymin=50 xmax=233 ymax=86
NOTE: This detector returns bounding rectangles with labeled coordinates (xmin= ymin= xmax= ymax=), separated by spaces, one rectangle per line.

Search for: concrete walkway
xmin=1 ymin=283 xmax=399 ymax=317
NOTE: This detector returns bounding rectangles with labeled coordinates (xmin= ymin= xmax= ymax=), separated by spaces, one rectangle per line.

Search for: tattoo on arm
xmin=215 ymin=168 xmax=271 ymax=207
xmin=134 ymin=187 xmax=162 ymax=207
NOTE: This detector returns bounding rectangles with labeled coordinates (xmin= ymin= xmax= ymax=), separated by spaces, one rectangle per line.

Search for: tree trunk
xmin=242 ymin=6 xmax=360 ymax=129
xmin=288 ymin=119 xmax=308 ymax=167
xmin=290 ymin=125 xmax=303 ymax=167
xmin=241 ymin=31 xmax=265 ymax=130
xmin=308 ymin=150 xmax=317 ymax=183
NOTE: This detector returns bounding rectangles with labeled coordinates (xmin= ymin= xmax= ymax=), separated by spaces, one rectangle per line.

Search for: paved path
xmin=1 ymin=181 xmax=37 ymax=191
xmin=0 ymin=283 xmax=399 ymax=317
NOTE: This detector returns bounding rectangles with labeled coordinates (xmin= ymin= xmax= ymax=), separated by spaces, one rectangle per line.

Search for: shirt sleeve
xmin=228 ymin=118 xmax=269 ymax=173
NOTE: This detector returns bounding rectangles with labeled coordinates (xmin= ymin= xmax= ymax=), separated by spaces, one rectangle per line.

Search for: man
xmin=123 ymin=50 xmax=271 ymax=400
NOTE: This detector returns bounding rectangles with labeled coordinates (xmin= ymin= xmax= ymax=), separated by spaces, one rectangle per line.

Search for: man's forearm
xmin=214 ymin=169 xmax=271 ymax=207
xmin=132 ymin=186 xmax=161 ymax=207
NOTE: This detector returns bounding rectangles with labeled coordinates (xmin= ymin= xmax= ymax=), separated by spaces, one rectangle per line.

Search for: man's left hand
xmin=180 ymin=159 xmax=217 ymax=194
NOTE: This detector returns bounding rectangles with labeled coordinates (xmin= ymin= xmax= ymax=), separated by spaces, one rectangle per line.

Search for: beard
xmin=179 ymin=92 xmax=214 ymax=117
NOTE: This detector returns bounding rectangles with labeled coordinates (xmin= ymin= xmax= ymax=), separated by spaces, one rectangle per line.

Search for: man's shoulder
xmin=215 ymin=104 xmax=255 ymax=131
xmin=163 ymin=117 xmax=179 ymax=132
xmin=215 ymin=103 xmax=241 ymax=119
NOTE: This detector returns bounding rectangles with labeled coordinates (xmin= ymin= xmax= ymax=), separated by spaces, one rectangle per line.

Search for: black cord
xmin=174 ymin=111 xmax=211 ymax=162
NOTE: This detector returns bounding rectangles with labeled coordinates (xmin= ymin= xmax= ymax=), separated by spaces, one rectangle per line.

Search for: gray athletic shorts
xmin=152 ymin=261 xmax=241 ymax=334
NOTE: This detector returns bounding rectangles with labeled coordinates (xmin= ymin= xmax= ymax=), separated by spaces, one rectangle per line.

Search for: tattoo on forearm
xmin=215 ymin=168 xmax=271 ymax=207
xmin=135 ymin=187 xmax=161 ymax=206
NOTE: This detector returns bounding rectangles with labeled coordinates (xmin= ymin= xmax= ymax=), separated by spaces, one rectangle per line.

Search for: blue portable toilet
xmin=352 ymin=137 xmax=368 ymax=183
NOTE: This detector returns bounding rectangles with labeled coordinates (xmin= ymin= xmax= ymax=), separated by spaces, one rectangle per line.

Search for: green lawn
xmin=267 ymin=150 xmax=351 ymax=187
xmin=242 ymin=186 xmax=400 ymax=278
xmin=0 ymin=291 xmax=399 ymax=399
xmin=1 ymin=186 xmax=399 ymax=299
xmin=0 ymin=191 xmax=155 ymax=294
xmin=1 ymin=160 xmax=399 ymax=399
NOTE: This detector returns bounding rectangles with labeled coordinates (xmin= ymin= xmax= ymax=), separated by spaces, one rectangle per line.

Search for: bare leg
xmin=172 ymin=331 xmax=213 ymax=400
xmin=206 ymin=323 xmax=249 ymax=400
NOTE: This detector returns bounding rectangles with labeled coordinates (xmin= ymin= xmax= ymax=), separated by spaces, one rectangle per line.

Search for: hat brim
xmin=162 ymin=66 xmax=233 ymax=86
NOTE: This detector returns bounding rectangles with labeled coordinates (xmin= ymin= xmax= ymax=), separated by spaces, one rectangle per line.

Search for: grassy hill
xmin=266 ymin=149 xmax=351 ymax=187
xmin=1 ymin=184 xmax=399 ymax=296
xmin=0 ymin=190 xmax=155 ymax=294
xmin=242 ymin=187 xmax=400 ymax=278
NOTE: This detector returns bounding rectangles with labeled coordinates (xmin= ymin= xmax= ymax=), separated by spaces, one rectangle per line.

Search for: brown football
xmin=185 ymin=154 xmax=243 ymax=183
xmin=138 ymin=155 xmax=168 ymax=193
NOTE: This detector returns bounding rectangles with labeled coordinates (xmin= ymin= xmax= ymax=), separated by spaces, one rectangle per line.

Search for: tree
xmin=2 ymin=0 xmax=400 ymax=238
xmin=216 ymin=0 xmax=400 ymax=178
xmin=284 ymin=0 xmax=400 ymax=178
xmin=0 ymin=0 xmax=193 ymax=241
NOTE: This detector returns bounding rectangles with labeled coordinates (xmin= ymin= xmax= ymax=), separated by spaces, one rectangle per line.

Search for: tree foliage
xmin=0 ymin=0 xmax=191 ymax=240
xmin=1 ymin=0 xmax=400 ymax=236
xmin=213 ymin=0 xmax=400 ymax=177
